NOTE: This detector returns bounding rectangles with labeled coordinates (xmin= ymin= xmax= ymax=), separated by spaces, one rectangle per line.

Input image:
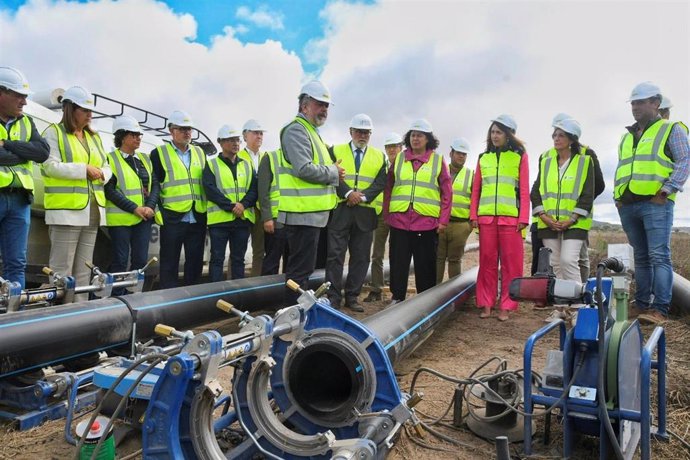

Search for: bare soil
xmin=1 ymin=231 xmax=689 ymax=460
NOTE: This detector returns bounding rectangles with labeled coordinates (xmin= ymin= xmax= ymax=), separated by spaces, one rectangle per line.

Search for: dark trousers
xmin=0 ymin=191 xmax=30 ymax=289
xmin=209 ymin=224 xmax=250 ymax=281
xmin=284 ymin=225 xmax=321 ymax=304
xmin=159 ymin=221 xmax=206 ymax=289
xmin=326 ymin=224 xmax=373 ymax=303
xmin=262 ymin=225 xmax=288 ymax=276
xmin=389 ymin=227 xmax=438 ymax=301
xmin=530 ymin=223 xmax=544 ymax=275
xmin=109 ymin=219 xmax=154 ymax=295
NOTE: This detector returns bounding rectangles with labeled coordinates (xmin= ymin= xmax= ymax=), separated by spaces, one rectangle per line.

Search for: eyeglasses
xmin=352 ymin=129 xmax=371 ymax=136
xmin=127 ymin=131 xmax=143 ymax=138
xmin=173 ymin=126 xmax=193 ymax=132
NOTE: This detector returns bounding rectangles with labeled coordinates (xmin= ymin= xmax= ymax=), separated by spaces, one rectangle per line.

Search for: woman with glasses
xmin=42 ymin=86 xmax=111 ymax=300
xmin=470 ymin=114 xmax=530 ymax=322
xmin=104 ymin=115 xmax=160 ymax=294
xmin=531 ymin=117 xmax=595 ymax=325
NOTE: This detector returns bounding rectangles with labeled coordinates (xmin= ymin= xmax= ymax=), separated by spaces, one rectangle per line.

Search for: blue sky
xmin=1 ymin=0 xmax=373 ymax=74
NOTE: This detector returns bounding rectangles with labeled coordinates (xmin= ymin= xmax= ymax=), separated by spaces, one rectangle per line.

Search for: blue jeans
xmin=209 ymin=224 xmax=250 ymax=282
xmin=109 ymin=220 xmax=154 ymax=295
xmin=617 ymin=200 xmax=674 ymax=315
xmin=0 ymin=191 xmax=30 ymax=288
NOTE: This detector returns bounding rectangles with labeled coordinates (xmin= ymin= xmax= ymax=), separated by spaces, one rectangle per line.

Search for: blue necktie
xmin=355 ymin=148 xmax=362 ymax=172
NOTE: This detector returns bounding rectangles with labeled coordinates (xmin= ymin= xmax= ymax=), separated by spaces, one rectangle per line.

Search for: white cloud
xmin=0 ymin=0 xmax=304 ymax=152
xmin=236 ymin=5 xmax=284 ymax=30
xmin=313 ymin=0 xmax=690 ymax=226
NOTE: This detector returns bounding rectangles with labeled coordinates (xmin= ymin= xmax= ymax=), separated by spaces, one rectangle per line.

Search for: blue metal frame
xmin=523 ymin=320 xmax=667 ymax=459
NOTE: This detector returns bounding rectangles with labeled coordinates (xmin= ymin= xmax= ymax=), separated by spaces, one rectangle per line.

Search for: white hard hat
xmin=450 ymin=137 xmax=471 ymax=155
xmin=659 ymin=96 xmax=673 ymax=110
xmin=349 ymin=113 xmax=373 ymax=130
xmin=409 ymin=118 xmax=433 ymax=133
xmin=112 ymin=115 xmax=143 ymax=134
xmin=0 ymin=66 xmax=32 ymax=95
xmin=551 ymin=112 xmax=572 ymax=126
xmin=553 ymin=118 xmax=582 ymax=138
xmin=628 ymin=81 xmax=661 ymax=102
xmin=383 ymin=132 xmax=403 ymax=145
xmin=217 ymin=124 xmax=241 ymax=139
xmin=168 ymin=110 xmax=195 ymax=128
xmin=242 ymin=119 xmax=266 ymax=132
xmin=490 ymin=114 xmax=517 ymax=132
xmin=299 ymin=80 xmax=333 ymax=104
xmin=62 ymin=85 xmax=96 ymax=110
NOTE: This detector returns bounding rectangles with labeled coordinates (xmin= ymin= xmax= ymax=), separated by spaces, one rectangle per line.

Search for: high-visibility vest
xmin=0 ymin=115 xmax=35 ymax=190
xmin=156 ymin=143 xmax=206 ymax=214
xmin=277 ymin=117 xmax=337 ymax=213
xmin=451 ymin=166 xmax=473 ymax=219
xmin=238 ymin=148 xmax=263 ymax=211
xmin=332 ymin=143 xmax=385 ymax=212
xmin=477 ymin=149 xmax=522 ymax=217
xmin=614 ymin=119 xmax=686 ymax=201
xmin=389 ymin=152 xmax=443 ymax=218
xmin=105 ymin=150 xmax=153 ymax=226
xmin=537 ymin=148 xmax=592 ymax=231
xmin=206 ymin=156 xmax=256 ymax=225
xmin=266 ymin=149 xmax=282 ymax=219
xmin=42 ymin=123 xmax=107 ymax=210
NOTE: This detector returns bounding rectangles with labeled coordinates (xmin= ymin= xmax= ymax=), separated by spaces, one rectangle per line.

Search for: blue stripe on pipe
xmin=0 ymin=304 xmax=124 ymax=330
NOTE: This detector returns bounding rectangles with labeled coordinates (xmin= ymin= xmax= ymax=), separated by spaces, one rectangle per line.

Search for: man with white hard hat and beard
xmin=278 ymin=80 xmax=345 ymax=304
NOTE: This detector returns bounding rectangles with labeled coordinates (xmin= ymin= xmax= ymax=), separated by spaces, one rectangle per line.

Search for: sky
xmin=1 ymin=0 xmax=688 ymax=226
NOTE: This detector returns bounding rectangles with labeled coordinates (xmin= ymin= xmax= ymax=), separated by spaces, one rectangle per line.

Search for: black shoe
xmin=344 ymin=297 xmax=365 ymax=312
xmin=363 ymin=291 xmax=382 ymax=302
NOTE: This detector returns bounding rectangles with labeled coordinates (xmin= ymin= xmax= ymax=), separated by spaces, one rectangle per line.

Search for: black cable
xmin=73 ymin=352 xmax=169 ymax=460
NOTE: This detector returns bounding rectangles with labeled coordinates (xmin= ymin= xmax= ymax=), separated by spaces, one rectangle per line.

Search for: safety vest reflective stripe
xmin=42 ymin=123 xmax=107 ymax=210
xmin=389 ymin=152 xmax=442 ymax=218
xmin=614 ymin=119 xmax=677 ymax=201
xmin=538 ymin=148 xmax=592 ymax=231
xmin=157 ymin=143 xmax=207 ymax=213
xmin=477 ymin=150 xmax=521 ymax=217
xmin=105 ymin=150 xmax=153 ymax=226
xmin=0 ymin=116 xmax=36 ymax=190
xmin=207 ymin=157 xmax=255 ymax=225
xmin=277 ymin=117 xmax=337 ymax=213
xmin=238 ymin=148 xmax=263 ymax=211
xmin=451 ymin=167 xmax=473 ymax=219
xmin=267 ymin=150 xmax=281 ymax=219
xmin=332 ymin=143 xmax=385 ymax=211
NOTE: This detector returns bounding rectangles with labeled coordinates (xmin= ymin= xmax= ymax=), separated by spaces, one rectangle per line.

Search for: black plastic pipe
xmin=0 ymin=271 xmax=327 ymax=378
xmin=364 ymin=266 xmax=477 ymax=365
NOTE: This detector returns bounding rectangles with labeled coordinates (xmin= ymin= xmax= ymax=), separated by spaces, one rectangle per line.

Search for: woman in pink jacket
xmin=470 ymin=115 xmax=530 ymax=321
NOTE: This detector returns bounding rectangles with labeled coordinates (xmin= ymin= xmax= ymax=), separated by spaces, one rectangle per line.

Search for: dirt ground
xmin=1 ymin=231 xmax=689 ymax=459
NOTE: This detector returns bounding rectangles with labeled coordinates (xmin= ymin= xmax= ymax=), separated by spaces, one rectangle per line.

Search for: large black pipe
xmin=0 ymin=271 xmax=327 ymax=378
xmin=364 ymin=267 xmax=478 ymax=366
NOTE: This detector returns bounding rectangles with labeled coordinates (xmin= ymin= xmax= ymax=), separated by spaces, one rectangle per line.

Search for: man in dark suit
xmin=326 ymin=114 xmax=387 ymax=311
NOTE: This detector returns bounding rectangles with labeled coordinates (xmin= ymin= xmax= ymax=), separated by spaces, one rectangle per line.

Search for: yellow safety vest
xmin=206 ymin=156 xmax=256 ymax=225
xmin=477 ymin=149 xmax=521 ymax=217
xmin=238 ymin=148 xmax=263 ymax=211
xmin=614 ymin=119 xmax=683 ymax=201
xmin=277 ymin=117 xmax=337 ymax=213
xmin=42 ymin=123 xmax=107 ymax=210
xmin=332 ymin=144 xmax=385 ymax=212
xmin=0 ymin=115 xmax=35 ymax=190
xmin=105 ymin=150 xmax=153 ymax=226
xmin=537 ymin=148 xmax=592 ymax=231
xmin=156 ymin=143 xmax=206 ymax=215
xmin=451 ymin=166 xmax=473 ymax=219
xmin=389 ymin=152 xmax=443 ymax=218
xmin=266 ymin=149 xmax=282 ymax=219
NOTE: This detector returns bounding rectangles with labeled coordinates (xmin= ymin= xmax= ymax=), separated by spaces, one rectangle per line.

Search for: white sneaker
xmin=544 ymin=310 xmax=567 ymax=323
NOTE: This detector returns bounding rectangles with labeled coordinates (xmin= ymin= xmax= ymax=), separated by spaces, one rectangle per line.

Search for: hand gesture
xmin=232 ymin=203 xmax=245 ymax=218
xmin=335 ymin=159 xmax=346 ymax=182
xmin=263 ymin=220 xmax=275 ymax=234
xmin=86 ymin=165 xmax=104 ymax=181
